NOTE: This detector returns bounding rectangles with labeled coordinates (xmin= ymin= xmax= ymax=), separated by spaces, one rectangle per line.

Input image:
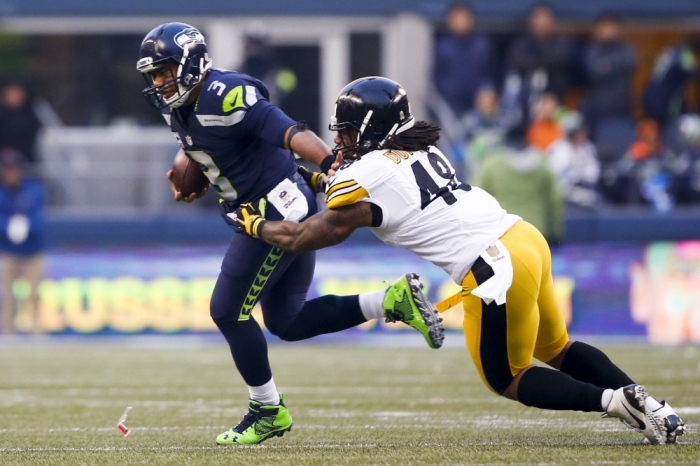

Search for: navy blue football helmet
xmin=329 ymin=76 xmax=415 ymax=157
xmin=137 ymin=22 xmax=213 ymax=109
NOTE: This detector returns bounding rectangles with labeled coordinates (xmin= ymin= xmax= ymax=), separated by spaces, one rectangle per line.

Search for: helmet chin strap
xmin=164 ymin=48 xmax=212 ymax=109
xmin=162 ymin=51 xmax=190 ymax=108
xmin=167 ymin=88 xmax=193 ymax=108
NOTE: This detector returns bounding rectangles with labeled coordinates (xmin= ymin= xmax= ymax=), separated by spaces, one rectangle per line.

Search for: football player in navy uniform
xmin=233 ymin=76 xmax=686 ymax=445
xmin=136 ymin=23 xmax=444 ymax=445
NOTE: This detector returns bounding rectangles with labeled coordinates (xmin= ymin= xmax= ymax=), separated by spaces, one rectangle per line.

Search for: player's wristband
xmin=309 ymin=171 xmax=325 ymax=193
xmin=250 ymin=218 xmax=267 ymax=239
xmin=320 ymin=154 xmax=335 ymax=174
xmin=297 ymin=165 xmax=325 ymax=193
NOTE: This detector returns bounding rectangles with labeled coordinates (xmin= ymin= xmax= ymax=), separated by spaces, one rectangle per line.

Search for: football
xmin=171 ymin=149 xmax=209 ymax=198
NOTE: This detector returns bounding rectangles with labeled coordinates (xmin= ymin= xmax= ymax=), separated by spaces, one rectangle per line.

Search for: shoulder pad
xmin=196 ymin=71 xmax=267 ymax=122
xmin=325 ymin=173 xmax=369 ymax=210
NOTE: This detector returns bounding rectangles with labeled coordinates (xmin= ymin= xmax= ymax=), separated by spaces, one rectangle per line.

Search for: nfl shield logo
xmin=486 ymin=245 xmax=500 ymax=258
xmin=186 ymin=135 xmax=193 ymax=146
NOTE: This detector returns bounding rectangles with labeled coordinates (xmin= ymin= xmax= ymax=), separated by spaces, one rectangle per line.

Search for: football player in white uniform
xmin=233 ymin=77 xmax=685 ymax=445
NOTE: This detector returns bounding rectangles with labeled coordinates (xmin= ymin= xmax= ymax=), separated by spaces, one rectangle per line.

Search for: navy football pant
xmin=211 ymin=180 xmax=367 ymax=387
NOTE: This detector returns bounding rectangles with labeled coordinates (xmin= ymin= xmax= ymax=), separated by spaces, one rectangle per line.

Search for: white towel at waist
xmin=471 ymin=239 xmax=513 ymax=306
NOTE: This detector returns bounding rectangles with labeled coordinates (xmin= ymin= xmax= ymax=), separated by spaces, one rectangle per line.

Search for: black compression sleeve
xmin=517 ymin=367 xmax=605 ymax=412
xmin=559 ymin=341 xmax=635 ymax=389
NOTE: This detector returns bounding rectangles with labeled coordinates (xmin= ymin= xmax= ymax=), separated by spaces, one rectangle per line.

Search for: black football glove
xmin=297 ymin=165 xmax=326 ymax=194
xmin=230 ymin=199 xmax=267 ymax=238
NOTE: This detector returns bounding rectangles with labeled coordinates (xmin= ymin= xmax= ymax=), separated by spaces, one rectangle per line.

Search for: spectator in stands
xmin=643 ymin=34 xmax=700 ymax=128
xmin=581 ymin=13 xmax=637 ymax=129
xmin=465 ymin=86 xmax=521 ymax=138
xmin=0 ymin=149 xmax=46 ymax=334
xmin=527 ymin=92 xmax=563 ymax=152
xmin=0 ymin=83 xmax=42 ymax=172
xmin=547 ymin=112 xmax=601 ymax=207
xmin=476 ymin=132 xmax=564 ymax=244
xmin=462 ymin=86 xmax=519 ymax=178
xmin=674 ymin=114 xmax=700 ymax=203
xmin=613 ymin=119 xmax=679 ymax=210
xmin=507 ymin=3 xmax=571 ymax=125
xmin=433 ymin=2 xmax=494 ymax=117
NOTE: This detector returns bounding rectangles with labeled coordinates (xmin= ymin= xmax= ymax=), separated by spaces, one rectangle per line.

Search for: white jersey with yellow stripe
xmin=325 ymin=146 xmax=521 ymax=284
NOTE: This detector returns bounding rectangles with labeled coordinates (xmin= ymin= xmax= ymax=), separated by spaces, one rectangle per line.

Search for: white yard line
xmin=0 ymin=419 xmax=633 ymax=434
xmin=676 ymin=407 xmax=700 ymax=414
xmin=3 ymin=439 xmax=676 ymax=454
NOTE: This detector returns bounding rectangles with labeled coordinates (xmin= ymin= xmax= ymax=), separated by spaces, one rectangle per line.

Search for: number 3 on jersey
xmin=187 ymin=150 xmax=238 ymax=200
xmin=410 ymin=151 xmax=467 ymax=209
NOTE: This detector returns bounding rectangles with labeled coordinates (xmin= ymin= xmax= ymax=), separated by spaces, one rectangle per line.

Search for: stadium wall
xmin=43 ymin=208 xmax=700 ymax=246
xmin=8 ymin=241 xmax=700 ymax=344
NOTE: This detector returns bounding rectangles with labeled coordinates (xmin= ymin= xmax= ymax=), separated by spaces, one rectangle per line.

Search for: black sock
xmin=560 ymin=341 xmax=635 ymax=389
xmin=517 ymin=366 xmax=605 ymax=412
xmin=277 ymin=295 xmax=367 ymax=341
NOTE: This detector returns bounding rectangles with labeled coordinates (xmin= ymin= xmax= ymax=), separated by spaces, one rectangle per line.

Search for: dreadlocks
xmin=341 ymin=121 xmax=442 ymax=158
xmin=381 ymin=121 xmax=441 ymax=152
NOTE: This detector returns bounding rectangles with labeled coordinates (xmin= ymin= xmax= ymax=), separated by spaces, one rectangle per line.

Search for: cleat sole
xmin=406 ymin=273 xmax=445 ymax=349
xmin=634 ymin=386 xmax=667 ymax=445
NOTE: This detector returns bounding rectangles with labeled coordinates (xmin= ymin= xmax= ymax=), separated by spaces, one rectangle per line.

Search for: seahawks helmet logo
xmin=174 ymin=28 xmax=206 ymax=49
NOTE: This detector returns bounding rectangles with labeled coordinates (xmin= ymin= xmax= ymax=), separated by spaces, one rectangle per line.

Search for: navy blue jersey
xmin=161 ymin=68 xmax=297 ymax=205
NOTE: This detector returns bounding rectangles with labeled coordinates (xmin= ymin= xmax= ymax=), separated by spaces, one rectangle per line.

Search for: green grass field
xmin=0 ymin=338 xmax=698 ymax=465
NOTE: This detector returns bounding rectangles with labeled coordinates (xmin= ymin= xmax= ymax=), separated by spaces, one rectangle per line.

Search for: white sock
xmin=601 ymin=389 xmax=614 ymax=411
xmin=359 ymin=290 xmax=386 ymax=320
xmin=248 ymin=378 xmax=280 ymax=405
xmin=646 ymin=396 xmax=663 ymax=411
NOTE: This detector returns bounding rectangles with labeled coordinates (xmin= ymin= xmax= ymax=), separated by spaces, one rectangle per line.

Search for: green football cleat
xmin=383 ymin=273 xmax=445 ymax=349
xmin=216 ymin=394 xmax=292 ymax=445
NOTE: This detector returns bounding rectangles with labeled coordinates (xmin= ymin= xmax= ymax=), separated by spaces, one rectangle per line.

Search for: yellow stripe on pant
xmin=461 ymin=220 xmax=569 ymax=394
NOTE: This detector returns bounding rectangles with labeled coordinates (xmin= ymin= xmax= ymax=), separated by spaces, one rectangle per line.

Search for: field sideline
xmin=0 ymin=337 xmax=698 ymax=465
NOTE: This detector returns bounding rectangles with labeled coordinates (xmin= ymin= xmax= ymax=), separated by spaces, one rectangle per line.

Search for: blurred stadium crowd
xmin=430 ymin=3 xmax=700 ymax=238
xmin=0 ymin=3 xmax=697 ymax=228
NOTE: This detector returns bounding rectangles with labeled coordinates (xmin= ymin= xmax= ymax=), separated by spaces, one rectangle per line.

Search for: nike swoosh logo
xmin=623 ymin=404 xmax=646 ymax=430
